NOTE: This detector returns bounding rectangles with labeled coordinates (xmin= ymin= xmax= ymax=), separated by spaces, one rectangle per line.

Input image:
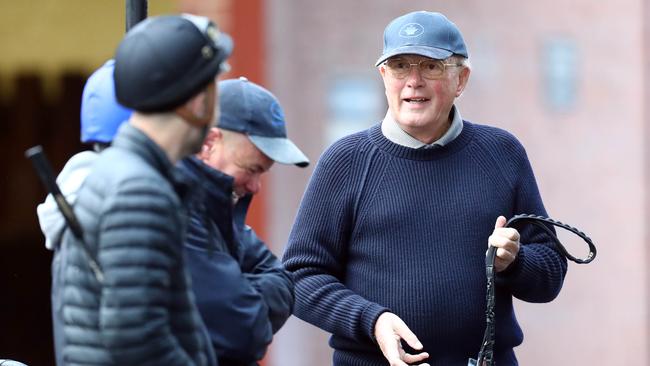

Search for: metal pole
xmin=126 ymin=0 xmax=148 ymax=32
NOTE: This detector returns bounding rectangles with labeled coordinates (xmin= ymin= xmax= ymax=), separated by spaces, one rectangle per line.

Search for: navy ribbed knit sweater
xmin=283 ymin=121 xmax=568 ymax=366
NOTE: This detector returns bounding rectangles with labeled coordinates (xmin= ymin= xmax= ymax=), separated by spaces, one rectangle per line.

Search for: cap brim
xmin=375 ymin=45 xmax=454 ymax=66
xmin=248 ymin=135 xmax=310 ymax=168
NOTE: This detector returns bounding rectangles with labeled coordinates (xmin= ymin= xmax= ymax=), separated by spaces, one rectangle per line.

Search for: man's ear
xmin=378 ymin=65 xmax=387 ymax=78
xmin=456 ymin=67 xmax=471 ymax=97
xmin=197 ymin=127 xmax=222 ymax=159
xmin=378 ymin=65 xmax=391 ymax=95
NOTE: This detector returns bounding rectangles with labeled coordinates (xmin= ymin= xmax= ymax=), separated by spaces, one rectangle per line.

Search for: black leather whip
xmin=469 ymin=214 xmax=597 ymax=366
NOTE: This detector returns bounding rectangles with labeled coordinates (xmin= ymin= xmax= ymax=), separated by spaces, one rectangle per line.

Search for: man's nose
xmin=405 ymin=64 xmax=425 ymax=86
xmin=246 ymin=176 xmax=262 ymax=195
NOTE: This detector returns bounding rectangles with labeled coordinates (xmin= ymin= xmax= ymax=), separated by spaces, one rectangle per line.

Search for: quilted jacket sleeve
xmin=97 ymin=177 xmax=199 ymax=365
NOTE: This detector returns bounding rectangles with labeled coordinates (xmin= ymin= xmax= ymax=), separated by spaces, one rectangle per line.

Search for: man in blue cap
xmin=178 ymin=77 xmax=307 ymax=366
xmin=56 ymin=14 xmax=231 ymax=366
xmin=37 ymin=59 xmax=131 ymax=366
xmin=283 ymin=11 xmax=567 ymax=366
xmin=38 ymin=59 xmax=132 ymax=253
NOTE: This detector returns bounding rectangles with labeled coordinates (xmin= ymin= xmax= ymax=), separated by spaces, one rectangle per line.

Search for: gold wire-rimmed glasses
xmin=384 ymin=57 xmax=462 ymax=79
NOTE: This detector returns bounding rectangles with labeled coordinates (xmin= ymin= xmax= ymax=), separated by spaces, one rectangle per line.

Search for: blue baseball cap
xmin=218 ymin=77 xmax=309 ymax=168
xmin=375 ymin=11 xmax=468 ymax=66
xmin=80 ymin=59 xmax=132 ymax=143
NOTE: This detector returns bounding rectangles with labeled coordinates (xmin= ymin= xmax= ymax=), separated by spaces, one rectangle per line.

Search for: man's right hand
xmin=374 ymin=312 xmax=430 ymax=366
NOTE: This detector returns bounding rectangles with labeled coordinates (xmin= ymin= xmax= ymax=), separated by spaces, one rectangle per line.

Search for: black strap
xmin=470 ymin=214 xmax=596 ymax=366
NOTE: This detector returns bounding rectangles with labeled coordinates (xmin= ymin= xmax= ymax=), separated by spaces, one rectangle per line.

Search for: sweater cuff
xmin=495 ymin=244 xmax=527 ymax=285
xmin=360 ymin=302 xmax=390 ymax=343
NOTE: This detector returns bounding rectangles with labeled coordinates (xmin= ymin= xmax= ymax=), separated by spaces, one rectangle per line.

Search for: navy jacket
xmin=179 ymin=157 xmax=294 ymax=366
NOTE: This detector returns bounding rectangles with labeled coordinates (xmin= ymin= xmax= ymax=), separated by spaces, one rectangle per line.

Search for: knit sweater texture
xmin=283 ymin=121 xmax=568 ymax=366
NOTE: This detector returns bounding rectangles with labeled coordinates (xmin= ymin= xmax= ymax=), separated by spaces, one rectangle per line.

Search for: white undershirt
xmin=381 ymin=105 xmax=463 ymax=148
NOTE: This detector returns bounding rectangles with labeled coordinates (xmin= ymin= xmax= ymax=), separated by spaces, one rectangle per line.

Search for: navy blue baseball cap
xmin=218 ymin=77 xmax=309 ymax=168
xmin=375 ymin=11 xmax=468 ymax=66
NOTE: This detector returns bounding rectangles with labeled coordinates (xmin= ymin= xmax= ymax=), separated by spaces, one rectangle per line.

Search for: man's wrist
xmin=362 ymin=305 xmax=390 ymax=343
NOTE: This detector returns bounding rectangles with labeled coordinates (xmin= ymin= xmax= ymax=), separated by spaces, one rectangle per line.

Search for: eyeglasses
xmin=383 ymin=57 xmax=462 ymax=79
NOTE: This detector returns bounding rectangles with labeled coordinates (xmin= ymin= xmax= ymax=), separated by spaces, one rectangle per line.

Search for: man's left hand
xmin=488 ymin=216 xmax=520 ymax=272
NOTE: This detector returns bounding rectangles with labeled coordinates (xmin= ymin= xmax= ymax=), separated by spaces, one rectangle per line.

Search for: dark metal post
xmin=126 ymin=0 xmax=148 ymax=32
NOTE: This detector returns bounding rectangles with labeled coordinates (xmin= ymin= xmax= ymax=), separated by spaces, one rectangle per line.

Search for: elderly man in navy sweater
xmin=283 ymin=11 xmax=568 ymax=366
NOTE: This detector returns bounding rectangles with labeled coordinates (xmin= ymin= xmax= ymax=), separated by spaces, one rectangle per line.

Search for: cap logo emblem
xmin=399 ymin=23 xmax=424 ymax=38
xmin=269 ymin=101 xmax=286 ymax=128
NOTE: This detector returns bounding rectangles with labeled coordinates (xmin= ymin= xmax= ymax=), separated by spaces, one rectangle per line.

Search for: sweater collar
xmin=381 ymin=105 xmax=464 ymax=149
xmin=369 ymin=120 xmax=475 ymax=161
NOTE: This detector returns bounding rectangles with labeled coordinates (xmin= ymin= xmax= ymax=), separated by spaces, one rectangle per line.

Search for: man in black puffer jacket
xmin=57 ymin=14 xmax=231 ymax=366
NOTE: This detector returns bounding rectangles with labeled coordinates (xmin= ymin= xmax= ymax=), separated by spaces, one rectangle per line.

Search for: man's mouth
xmin=403 ymin=97 xmax=430 ymax=104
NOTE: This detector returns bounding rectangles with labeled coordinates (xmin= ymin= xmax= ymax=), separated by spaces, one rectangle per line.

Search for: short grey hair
xmin=447 ymin=55 xmax=471 ymax=70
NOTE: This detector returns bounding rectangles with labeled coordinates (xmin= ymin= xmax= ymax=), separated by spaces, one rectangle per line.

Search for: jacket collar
xmin=178 ymin=156 xmax=253 ymax=229
xmin=111 ymin=123 xmax=195 ymax=201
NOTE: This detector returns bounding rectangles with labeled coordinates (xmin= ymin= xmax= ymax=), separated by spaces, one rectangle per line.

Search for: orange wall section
xmin=227 ymin=0 xmax=268 ymax=242
xmin=223 ymin=4 xmax=271 ymax=364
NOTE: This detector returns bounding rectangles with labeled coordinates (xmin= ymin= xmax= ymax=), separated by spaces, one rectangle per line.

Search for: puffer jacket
xmin=36 ymin=150 xmax=98 ymax=366
xmin=58 ymin=124 xmax=216 ymax=366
